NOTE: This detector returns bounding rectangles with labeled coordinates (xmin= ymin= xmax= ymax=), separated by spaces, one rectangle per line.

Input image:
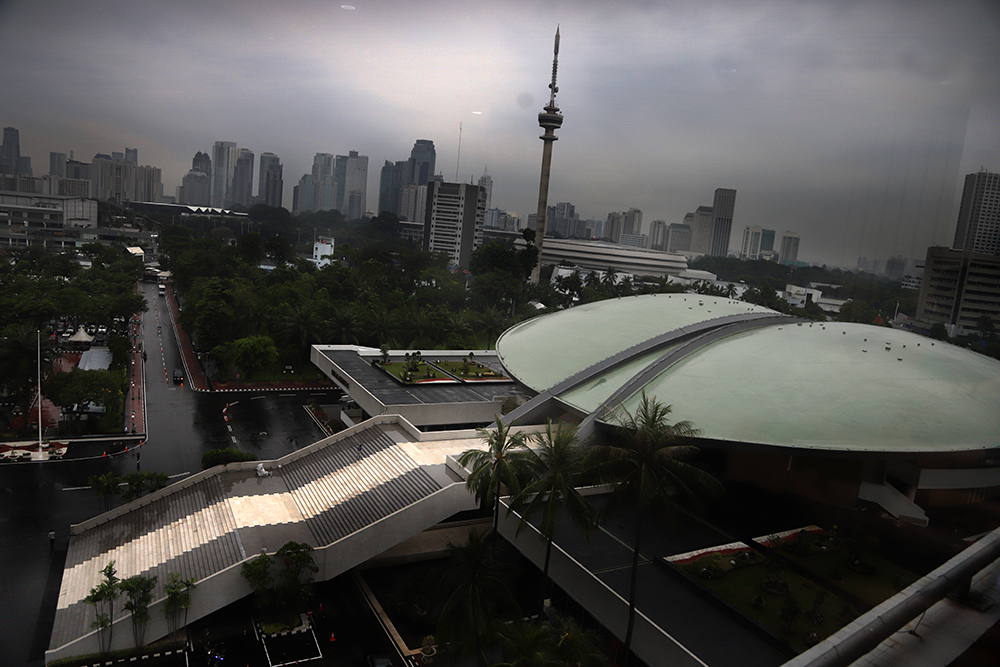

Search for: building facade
xmin=779 ymin=231 xmax=800 ymax=265
xmin=953 ymin=170 xmax=1000 ymax=255
xmin=740 ymin=225 xmax=763 ymax=260
xmin=210 ymin=141 xmax=239 ymax=208
xmin=709 ymin=188 xmax=736 ymax=257
xmin=423 ymin=181 xmax=485 ymax=268
xmin=917 ymin=247 xmax=1000 ymax=336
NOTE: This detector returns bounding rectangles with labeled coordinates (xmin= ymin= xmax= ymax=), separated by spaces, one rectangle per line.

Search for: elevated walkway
xmin=47 ymin=416 xmax=480 ymax=662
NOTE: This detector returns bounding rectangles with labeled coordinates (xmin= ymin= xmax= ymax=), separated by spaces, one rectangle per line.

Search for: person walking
xmin=48 ymin=529 xmax=55 ymax=551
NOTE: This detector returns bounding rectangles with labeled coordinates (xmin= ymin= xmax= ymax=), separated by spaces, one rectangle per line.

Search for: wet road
xmin=0 ymin=282 xmax=340 ymax=667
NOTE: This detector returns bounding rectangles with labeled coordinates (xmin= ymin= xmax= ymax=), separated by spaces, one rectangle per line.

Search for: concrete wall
xmin=497 ymin=500 xmax=708 ymax=667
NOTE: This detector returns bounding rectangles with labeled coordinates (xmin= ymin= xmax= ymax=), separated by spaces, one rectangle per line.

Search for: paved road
xmin=0 ymin=282 xmax=340 ymax=667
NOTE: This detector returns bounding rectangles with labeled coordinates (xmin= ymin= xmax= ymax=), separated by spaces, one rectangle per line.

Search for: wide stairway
xmin=48 ymin=420 xmax=473 ymax=661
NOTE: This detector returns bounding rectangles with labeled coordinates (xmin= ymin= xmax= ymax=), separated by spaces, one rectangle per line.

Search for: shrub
xmin=202 ymin=447 xmax=258 ymax=469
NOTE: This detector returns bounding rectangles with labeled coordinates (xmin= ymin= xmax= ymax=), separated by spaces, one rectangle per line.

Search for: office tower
xmin=478 ymin=170 xmax=493 ymax=210
xmin=953 ymin=170 xmax=1000 ymax=255
xmin=258 ymin=153 xmax=280 ymax=200
xmin=605 ymin=212 xmax=624 ymax=243
xmin=667 ymin=223 xmax=692 ymax=253
xmin=192 ymin=151 xmax=212 ymax=181
xmin=181 ymin=169 xmax=210 ymax=206
xmin=410 ymin=140 xmax=436 ymax=186
xmin=1 ymin=127 xmax=20 ymax=175
xmin=740 ymin=226 xmax=763 ymax=260
xmin=262 ymin=157 xmax=283 ymax=208
xmin=334 ymin=150 xmax=367 ymax=216
xmin=112 ymin=152 xmax=124 ymax=162
xmin=689 ymin=207 xmax=715 ymax=254
xmin=531 ymin=27 xmax=563 ymax=283
xmin=648 ymin=220 xmax=667 ymax=251
xmin=312 ymin=153 xmax=334 ymax=180
xmin=423 ymin=181 xmax=486 ymax=268
xmin=623 ymin=207 xmax=643 ymax=237
xmin=779 ymin=231 xmax=800 ymax=265
xmin=232 ymin=148 xmax=254 ymax=207
xmin=125 ymin=148 xmax=137 ymax=165
xmin=211 ymin=141 xmax=238 ymax=208
xmin=760 ymin=228 xmax=776 ymax=252
xmin=709 ymin=188 xmax=737 ymax=257
xmin=885 ymin=255 xmax=907 ymax=279
xmin=918 ymin=247 xmax=1000 ymax=335
xmin=378 ymin=159 xmax=410 ymax=216
xmin=49 ymin=152 xmax=67 ymax=178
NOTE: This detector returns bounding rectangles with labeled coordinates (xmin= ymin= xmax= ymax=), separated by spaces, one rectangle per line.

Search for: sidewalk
xmin=126 ymin=285 xmax=146 ymax=435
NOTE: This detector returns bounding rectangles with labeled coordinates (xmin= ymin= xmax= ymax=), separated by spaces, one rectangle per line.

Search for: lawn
xmin=378 ymin=360 xmax=456 ymax=384
xmin=430 ymin=359 xmax=511 ymax=382
xmin=669 ymin=529 xmax=919 ymax=653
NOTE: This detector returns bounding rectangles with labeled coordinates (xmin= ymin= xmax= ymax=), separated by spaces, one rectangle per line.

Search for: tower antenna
xmin=530 ymin=26 xmax=564 ymax=284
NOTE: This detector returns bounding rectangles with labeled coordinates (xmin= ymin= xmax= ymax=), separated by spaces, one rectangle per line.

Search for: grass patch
xmin=431 ymin=359 xmax=510 ymax=381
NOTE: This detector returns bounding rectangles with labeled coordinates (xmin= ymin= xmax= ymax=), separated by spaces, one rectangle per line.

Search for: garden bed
xmin=430 ymin=358 xmax=512 ymax=382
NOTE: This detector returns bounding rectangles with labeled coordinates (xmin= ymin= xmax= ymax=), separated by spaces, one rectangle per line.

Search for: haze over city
xmin=1 ymin=0 xmax=998 ymax=267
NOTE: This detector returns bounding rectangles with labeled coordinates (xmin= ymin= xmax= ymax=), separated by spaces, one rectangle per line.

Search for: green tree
xmin=120 ymin=471 xmax=169 ymax=502
xmin=587 ymin=393 xmax=724 ymax=663
xmin=89 ymin=472 xmax=122 ymax=513
xmin=0 ymin=324 xmax=56 ymax=433
xmin=231 ymin=335 xmax=278 ymax=381
xmin=120 ymin=574 xmax=157 ymax=647
xmin=274 ymin=541 xmax=318 ymax=615
xmin=458 ymin=417 xmax=531 ymax=545
xmin=84 ymin=561 xmax=120 ymax=654
xmin=241 ymin=552 xmax=275 ymax=612
xmin=162 ymin=572 xmax=197 ymax=635
xmin=510 ymin=421 xmax=597 ymax=597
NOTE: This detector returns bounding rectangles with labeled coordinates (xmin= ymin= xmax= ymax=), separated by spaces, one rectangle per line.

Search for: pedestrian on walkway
xmin=48 ymin=529 xmax=55 ymax=551
xmin=136 ymin=449 xmax=141 ymax=469
xmin=355 ymin=443 xmax=362 ymax=462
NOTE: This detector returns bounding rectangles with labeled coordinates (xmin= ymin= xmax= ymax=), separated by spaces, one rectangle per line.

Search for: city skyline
xmin=1 ymin=0 xmax=998 ymax=267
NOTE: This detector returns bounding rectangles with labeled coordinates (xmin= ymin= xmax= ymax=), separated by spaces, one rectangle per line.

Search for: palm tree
xmin=120 ymin=574 xmax=157 ymax=647
xmin=458 ymin=416 xmax=531 ymax=544
xmin=510 ymin=421 xmax=597 ymax=596
xmin=495 ymin=620 xmax=560 ymax=667
xmin=163 ymin=572 xmax=197 ymax=635
xmin=436 ymin=529 xmax=519 ymax=664
xmin=277 ymin=302 xmax=322 ymax=360
xmin=84 ymin=561 xmax=120 ymax=654
xmin=474 ymin=306 xmax=510 ymax=350
xmin=587 ymin=393 xmax=724 ymax=663
xmin=325 ymin=304 xmax=360 ymax=345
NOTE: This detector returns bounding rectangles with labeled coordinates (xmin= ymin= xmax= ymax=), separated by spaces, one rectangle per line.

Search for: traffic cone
xmin=329 ymin=632 xmax=336 ymax=642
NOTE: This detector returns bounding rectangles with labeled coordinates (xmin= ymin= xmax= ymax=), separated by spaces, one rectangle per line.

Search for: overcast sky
xmin=2 ymin=0 xmax=998 ymax=267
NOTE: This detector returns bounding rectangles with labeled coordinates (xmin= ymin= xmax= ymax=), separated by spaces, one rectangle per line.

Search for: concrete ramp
xmin=47 ymin=419 xmax=477 ymax=663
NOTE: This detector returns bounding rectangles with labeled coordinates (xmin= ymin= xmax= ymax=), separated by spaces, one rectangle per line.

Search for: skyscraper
xmin=530 ymin=27 xmax=564 ymax=283
xmin=953 ymin=170 xmax=1000 ymax=255
xmin=258 ymin=153 xmax=280 ymax=200
xmin=125 ymin=148 xmax=138 ymax=165
xmin=649 ymin=220 xmax=668 ymax=251
xmin=1 ymin=127 xmax=20 ymax=175
xmin=423 ymin=181 xmax=485 ymax=268
xmin=779 ymin=231 xmax=800 ymax=265
xmin=623 ymin=207 xmax=643 ymax=237
xmin=49 ymin=152 xmax=67 ymax=178
xmin=210 ymin=141 xmax=239 ymax=208
xmin=410 ymin=140 xmax=436 ymax=186
xmin=336 ymin=150 xmax=367 ymax=217
xmin=262 ymin=156 xmax=283 ymax=208
xmin=709 ymin=188 xmax=737 ymax=257
xmin=689 ymin=207 xmax=715 ymax=254
xmin=478 ymin=170 xmax=493 ymax=210
xmin=232 ymin=148 xmax=255 ymax=208
xmin=740 ymin=226 xmax=763 ymax=260
xmin=760 ymin=228 xmax=776 ymax=253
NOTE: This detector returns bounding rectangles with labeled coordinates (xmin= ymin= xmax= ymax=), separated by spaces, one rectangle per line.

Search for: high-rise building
xmin=917 ymin=247 xmax=1000 ymax=335
xmin=760 ymin=228 xmax=776 ymax=252
xmin=192 ymin=151 xmax=212 ymax=182
xmin=378 ymin=159 xmax=410 ymax=217
xmin=258 ymin=153 xmax=280 ymax=200
xmin=410 ymin=140 xmax=436 ymax=186
xmin=91 ymin=154 xmax=162 ymax=203
xmin=740 ymin=226 xmax=763 ymax=260
xmin=125 ymin=148 xmax=138 ymax=165
xmin=262 ymin=157 xmax=283 ymax=209
xmin=779 ymin=231 xmax=800 ymax=265
xmin=689 ymin=207 xmax=714 ymax=254
xmin=423 ymin=181 xmax=485 ymax=268
xmin=649 ymin=220 xmax=668 ymax=251
xmin=210 ymin=141 xmax=239 ymax=208
xmin=312 ymin=153 xmax=334 ymax=180
xmin=605 ymin=211 xmax=624 ymax=244
xmin=49 ymin=152 xmax=67 ymax=178
xmin=232 ymin=148 xmax=254 ymax=208
xmin=709 ymin=188 xmax=737 ymax=257
xmin=336 ymin=150 xmax=367 ymax=217
xmin=1 ymin=127 xmax=21 ymax=175
xmin=667 ymin=223 xmax=692 ymax=253
xmin=623 ymin=207 xmax=643 ymax=237
xmin=952 ymin=170 xmax=1000 ymax=255
xmin=181 ymin=169 xmax=210 ymax=207
xmin=478 ymin=170 xmax=493 ymax=210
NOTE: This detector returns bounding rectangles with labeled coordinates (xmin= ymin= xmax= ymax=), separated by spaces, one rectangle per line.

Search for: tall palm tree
xmin=474 ymin=306 xmax=510 ymax=350
xmin=325 ymin=304 xmax=360 ymax=345
xmin=587 ymin=393 xmax=724 ymax=664
xmin=510 ymin=421 xmax=597 ymax=595
xmin=458 ymin=416 xmax=531 ymax=544
xmin=436 ymin=529 xmax=519 ymax=664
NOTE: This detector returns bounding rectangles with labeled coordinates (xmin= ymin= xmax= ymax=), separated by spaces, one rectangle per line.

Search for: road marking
xmin=227 ymin=425 xmax=233 ymax=432
xmin=280 ymin=394 xmax=295 ymax=397
xmin=231 ymin=436 xmax=238 ymax=443
xmin=251 ymin=395 xmax=266 ymax=401
xmin=228 ymin=400 xmax=241 ymax=406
